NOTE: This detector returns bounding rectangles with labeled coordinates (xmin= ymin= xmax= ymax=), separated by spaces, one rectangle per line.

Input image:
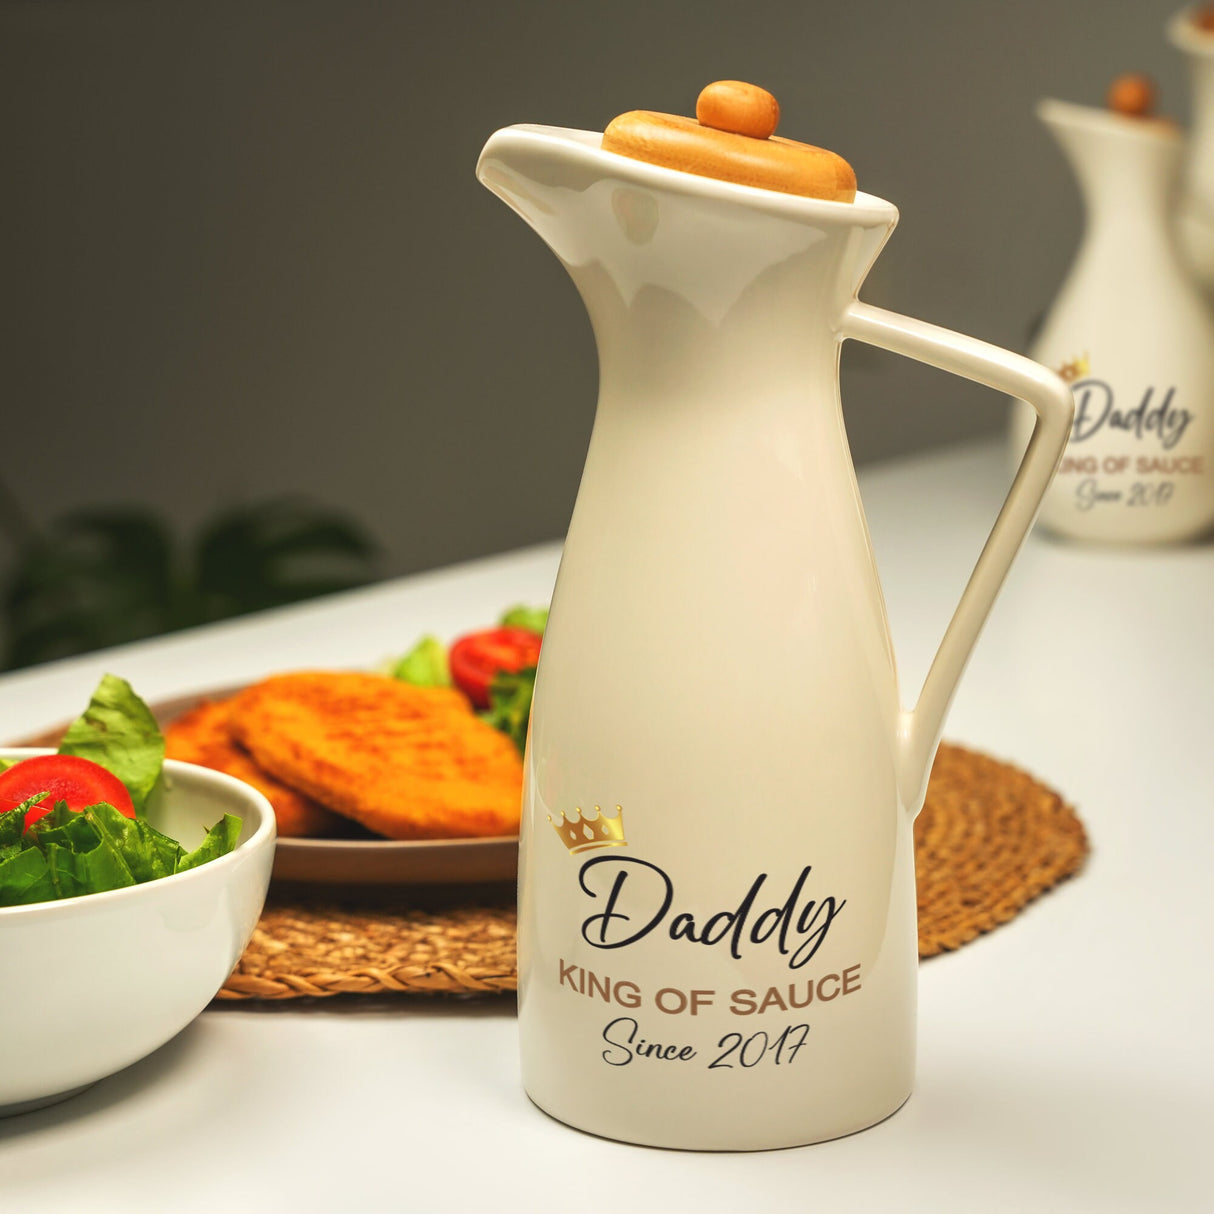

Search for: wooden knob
xmin=696 ymin=81 xmax=780 ymax=140
xmin=1106 ymin=73 xmax=1156 ymax=118
xmin=602 ymin=81 xmax=856 ymax=203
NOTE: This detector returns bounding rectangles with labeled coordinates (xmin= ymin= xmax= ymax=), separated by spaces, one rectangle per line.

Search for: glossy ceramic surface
xmin=479 ymin=124 xmax=1071 ymax=1150
xmin=1011 ymin=99 xmax=1214 ymax=543
xmin=1170 ymin=7 xmax=1214 ymax=292
xmin=0 ymin=752 xmax=275 ymax=1115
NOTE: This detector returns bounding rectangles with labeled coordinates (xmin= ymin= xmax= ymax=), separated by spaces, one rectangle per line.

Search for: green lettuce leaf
xmin=0 ymin=801 xmax=240 ymax=907
xmin=483 ymin=666 xmax=536 ymax=756
xmin=499 ymin=605 xmax=548 ymax=634
xmin=0 ymin=847 xmax=52 ymax=905
xmin=0 ymin=793 xmax=45 ymax=849
xmin=78 ymin=801 xmax=183 ymax=884
xmin=57 ymin=674 xmax=165 ymax=814
xmin=390 ymin=636 xmax=451 ymax=687
xmin=34 ymin=801 xmax=101 ymax=852
xmin=177 ymin=814 xmax=242 ymax=872
xmin=42 ymin=843 xmax=96 ymax=900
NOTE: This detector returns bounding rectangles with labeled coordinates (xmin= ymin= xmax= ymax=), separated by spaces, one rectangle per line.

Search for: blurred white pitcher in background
xmin=1011 ymin=95 xmax=1214 ymax=544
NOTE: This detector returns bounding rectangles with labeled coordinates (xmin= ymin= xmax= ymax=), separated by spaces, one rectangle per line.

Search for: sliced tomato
xmin=0 ymin=754 xmax=136 ymax=831
xmin=449 ymin=626 xmax=543 ymax=709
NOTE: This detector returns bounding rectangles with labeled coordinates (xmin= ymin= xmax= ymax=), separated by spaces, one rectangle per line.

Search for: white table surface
xmin=1 ymin=438 xmax=1211 ymax=1213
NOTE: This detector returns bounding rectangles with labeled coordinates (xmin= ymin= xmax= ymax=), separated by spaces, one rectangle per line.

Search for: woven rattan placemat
xmin=216 ymin=743 xmax=1088 ymax=1001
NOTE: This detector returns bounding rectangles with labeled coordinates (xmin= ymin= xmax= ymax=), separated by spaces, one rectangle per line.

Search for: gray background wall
xmin=0 ymin=0 xmax=1192 ymax=582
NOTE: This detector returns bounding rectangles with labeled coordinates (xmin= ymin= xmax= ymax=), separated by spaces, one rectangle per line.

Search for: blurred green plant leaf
xmin=3 ymin=510 xmax=174 ymax=668
xmin=2 ymin=499 xmax=379 ymax=671
xmin=194 ymin=500 xmax=378 ymax=622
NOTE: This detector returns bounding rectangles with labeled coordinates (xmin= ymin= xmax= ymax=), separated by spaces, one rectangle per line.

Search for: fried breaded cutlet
xmin=228 ymin=671 xmax=523 ymax=840
xmin=165 ymin=699 xmax=345 ymax=838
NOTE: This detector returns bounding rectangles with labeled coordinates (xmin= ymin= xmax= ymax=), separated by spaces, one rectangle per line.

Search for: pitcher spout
xmin=477 ymin=124 xmax=899 ymax=327
xmin=477 ymin=126 xmax=608 ymax=267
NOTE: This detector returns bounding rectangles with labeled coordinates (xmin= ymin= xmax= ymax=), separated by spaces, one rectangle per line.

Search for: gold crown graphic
xmin=1057 ymin=353 xmax=1090 ymax=382
xmin=548 ymin=805 xmax=627 ymax=854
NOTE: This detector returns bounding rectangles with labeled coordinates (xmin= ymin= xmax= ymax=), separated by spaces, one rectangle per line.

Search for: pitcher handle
xmin=839 ymin=301 xmax=1074 ymax=817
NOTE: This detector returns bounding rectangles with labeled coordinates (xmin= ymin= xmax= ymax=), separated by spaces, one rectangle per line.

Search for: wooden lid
xmin=602 ymin=81 xmax=856 ymax=203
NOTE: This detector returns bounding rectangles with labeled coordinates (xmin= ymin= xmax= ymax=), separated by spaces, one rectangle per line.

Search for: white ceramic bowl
xmin=0 ymin=751 xmax=276 ymax=1115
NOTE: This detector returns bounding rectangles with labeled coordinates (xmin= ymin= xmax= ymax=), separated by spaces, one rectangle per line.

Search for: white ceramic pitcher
xmin=1169 ymin=6 xmax=1214 ymax=294
xmin=1010 ymin=99 xmax=1214 ymax=544
xmin=478 ymin=117 xmax=1072 ymax=1151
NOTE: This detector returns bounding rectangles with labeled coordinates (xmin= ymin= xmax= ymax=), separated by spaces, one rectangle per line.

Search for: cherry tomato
xmin=0 ymin=754 xmax=136 ymax=831
xmin=449 ymin=626 xmax=542 ymax=709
